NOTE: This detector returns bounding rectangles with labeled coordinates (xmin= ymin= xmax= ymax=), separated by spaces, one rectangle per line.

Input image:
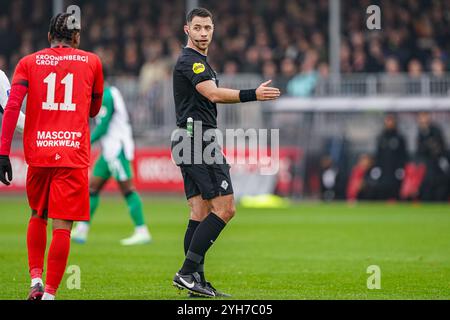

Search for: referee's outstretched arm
xmin=196 ymin=79 xmax=281 ymax=104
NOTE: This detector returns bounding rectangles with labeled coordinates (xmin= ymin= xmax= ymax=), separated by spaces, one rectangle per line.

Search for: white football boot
xmin=120 ymin=225 xmax=152 ymax=246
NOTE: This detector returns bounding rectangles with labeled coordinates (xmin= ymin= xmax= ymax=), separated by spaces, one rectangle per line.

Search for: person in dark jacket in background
xmin=366 ymin=114 xmax=408 ymax=200
xmin=416 ymin=112 xmax=450 ymax=202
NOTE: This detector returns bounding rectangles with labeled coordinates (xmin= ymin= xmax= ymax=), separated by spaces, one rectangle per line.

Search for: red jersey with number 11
xmin=11 ymin=47 xmax=103 ymax=168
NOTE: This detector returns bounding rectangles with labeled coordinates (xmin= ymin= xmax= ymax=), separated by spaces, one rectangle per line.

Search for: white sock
xmin=31 ymin=278 xmax=43 ymax=287
xmin=42 ymin=292 xmax=55 ymax=300
xmin=135 ymin=225 xmax=149 ymax=235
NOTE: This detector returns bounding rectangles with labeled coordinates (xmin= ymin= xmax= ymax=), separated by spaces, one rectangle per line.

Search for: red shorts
xmin=26 ymin=166 xmax=89 ymax=221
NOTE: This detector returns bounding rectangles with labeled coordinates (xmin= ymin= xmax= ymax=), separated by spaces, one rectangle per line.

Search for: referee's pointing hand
xmin=256 ymin=80 xmax=281 ymax=101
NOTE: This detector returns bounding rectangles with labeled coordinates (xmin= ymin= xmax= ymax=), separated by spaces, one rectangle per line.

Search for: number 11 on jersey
xmin=42 ymin=72 xmax=76 ymax=111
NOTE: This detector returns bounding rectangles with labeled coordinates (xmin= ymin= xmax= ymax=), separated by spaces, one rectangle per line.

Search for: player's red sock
xmin=27 ymin=216 xmax=48 ymax=280
xmin=45 ymin=229 xmax=71 ymax=295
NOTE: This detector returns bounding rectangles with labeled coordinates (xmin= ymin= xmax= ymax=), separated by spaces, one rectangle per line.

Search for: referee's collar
xmin=184 ymin=47 xmax=208 ymax=60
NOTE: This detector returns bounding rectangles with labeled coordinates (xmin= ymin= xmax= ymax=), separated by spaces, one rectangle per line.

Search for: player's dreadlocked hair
xmin=49 ymin=13 xmax=80 ymax=43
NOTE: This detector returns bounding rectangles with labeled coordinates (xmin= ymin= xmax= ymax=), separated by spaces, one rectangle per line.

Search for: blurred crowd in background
xmin=1 ymin=0 xmax=449 ymax=96
xmin=320 ymin=112 xmax=450 ymax=202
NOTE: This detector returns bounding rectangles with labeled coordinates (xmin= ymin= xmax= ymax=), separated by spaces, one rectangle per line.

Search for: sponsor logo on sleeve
xmin=192 ymin=63 xmax=205 ymax=74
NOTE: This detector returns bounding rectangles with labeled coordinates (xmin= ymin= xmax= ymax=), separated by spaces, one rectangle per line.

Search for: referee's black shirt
xmin=173 ymin=47 xmax=219 ymax=129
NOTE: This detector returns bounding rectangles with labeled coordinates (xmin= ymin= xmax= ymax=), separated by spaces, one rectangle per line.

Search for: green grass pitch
xmin=0 ymin=196 xmax=449 ymax=300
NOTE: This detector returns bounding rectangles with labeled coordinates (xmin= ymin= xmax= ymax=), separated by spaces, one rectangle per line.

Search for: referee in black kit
xmin=171 ymin=8 xmax=281 ymax=297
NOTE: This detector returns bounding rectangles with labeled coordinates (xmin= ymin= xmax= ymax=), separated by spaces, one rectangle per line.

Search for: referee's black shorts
xmin=180 ymin=162 xmax=234 ymax=200
xmin=171 ymin=132 xmax=234 ymax=200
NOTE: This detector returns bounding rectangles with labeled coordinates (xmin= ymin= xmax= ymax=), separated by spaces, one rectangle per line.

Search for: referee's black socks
xmin=184 ymin=219 xmax=200 ymax=256
xmin=184 ymin=219 xmax=205 ymax=281
xmin=180 ymin=213 xmax=226 ymax=275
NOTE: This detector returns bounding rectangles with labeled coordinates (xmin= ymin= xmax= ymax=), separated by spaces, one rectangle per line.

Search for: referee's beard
xmin=187 ymin=35 xmax=211 ymax=55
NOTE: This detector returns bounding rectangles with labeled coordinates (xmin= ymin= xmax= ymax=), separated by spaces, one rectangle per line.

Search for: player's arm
xmin=0 ymin=71 xmax=25 ymax=133
xmin=0 ymin=107 xmax=26 ymax=134
xmin=196 ymin=79 xmax=281 ymax=104
xmin=91 ymin=90 xmax=114 ymax=144
xmin=0 ymin=60 xmax=28 ymax=185
xmin=90 ymin=56 xmax=104 ymax=118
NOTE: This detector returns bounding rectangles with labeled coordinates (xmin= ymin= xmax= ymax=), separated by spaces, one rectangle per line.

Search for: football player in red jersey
xmin=0 ymin=13 xmax=103 ymax=300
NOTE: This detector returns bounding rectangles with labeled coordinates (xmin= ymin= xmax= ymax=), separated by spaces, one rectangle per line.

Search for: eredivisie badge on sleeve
xmin=192 ymin=63 xmax=205 ymax=74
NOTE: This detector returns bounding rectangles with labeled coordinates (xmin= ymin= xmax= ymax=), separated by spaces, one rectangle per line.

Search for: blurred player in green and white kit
xmin=72 ymin=84 xmax=152 ymax=245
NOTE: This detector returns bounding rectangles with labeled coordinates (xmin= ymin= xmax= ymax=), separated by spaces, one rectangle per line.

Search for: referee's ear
xmin=184 ymin=25 xmax=189 ymax=36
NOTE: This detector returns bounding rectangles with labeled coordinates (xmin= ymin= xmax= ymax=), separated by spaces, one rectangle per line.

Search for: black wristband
xmin=239 ymin=89 xmax=257 ymax=102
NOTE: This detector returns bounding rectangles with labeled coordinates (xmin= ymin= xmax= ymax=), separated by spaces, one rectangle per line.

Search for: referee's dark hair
xmin=186 ymin=8 xmax=213 ymax=24
xmin=49 ymin=13 xmax=80 ymax=43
